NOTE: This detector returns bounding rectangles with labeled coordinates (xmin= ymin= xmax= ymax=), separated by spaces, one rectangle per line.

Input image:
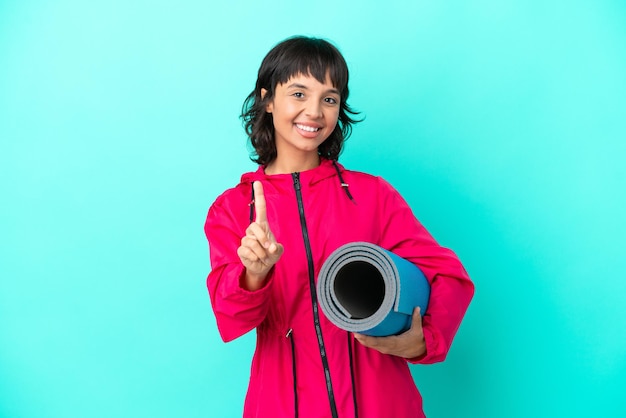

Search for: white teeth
xmin=296 ymin=124 xmax=320 ymax=132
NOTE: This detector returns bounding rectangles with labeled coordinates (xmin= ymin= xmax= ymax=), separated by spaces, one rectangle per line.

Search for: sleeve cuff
xmin=407 ymin=325 xmax=442 ymax=364
xmin=234 ymin=264 xmax=275 ymax=295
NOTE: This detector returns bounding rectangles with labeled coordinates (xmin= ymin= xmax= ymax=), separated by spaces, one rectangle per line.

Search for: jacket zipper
xmin=293 ymin=172 xmax=339 ymax=418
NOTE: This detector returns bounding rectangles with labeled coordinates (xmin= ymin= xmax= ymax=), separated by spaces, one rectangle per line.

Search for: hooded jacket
xmin=205 ymin=159 xmax=474 ymax=418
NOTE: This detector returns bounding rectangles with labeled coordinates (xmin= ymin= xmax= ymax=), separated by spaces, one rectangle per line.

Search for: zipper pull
xmin=292 ymin=172 xmax=301 ymax=191
xmin=286 ymin=328 xmax=293 ymax=338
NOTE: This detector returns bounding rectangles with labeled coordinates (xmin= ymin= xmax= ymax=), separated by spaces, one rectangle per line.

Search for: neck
xmin=265 ymin=153 xmax=321 ymax=175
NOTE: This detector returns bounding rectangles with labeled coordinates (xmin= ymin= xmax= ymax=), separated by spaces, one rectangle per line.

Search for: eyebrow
xmin=287 ymin=83 xmax=340 ymax=95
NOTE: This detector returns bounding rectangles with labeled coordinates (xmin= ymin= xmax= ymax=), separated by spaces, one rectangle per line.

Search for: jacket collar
xmin=240 ymin=159 xmax=344 ymax=187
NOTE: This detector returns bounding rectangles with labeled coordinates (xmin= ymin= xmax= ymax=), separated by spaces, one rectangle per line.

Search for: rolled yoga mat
xmin=317 ymin=242 xmax=430 ymax=337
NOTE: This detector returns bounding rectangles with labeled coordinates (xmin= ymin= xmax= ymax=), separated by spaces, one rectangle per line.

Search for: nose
xmin=305 ymin=99 xmax=323 ymax=119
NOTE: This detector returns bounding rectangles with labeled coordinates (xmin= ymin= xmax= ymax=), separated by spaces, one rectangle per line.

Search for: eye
xmin=292 ymin=92 xmax=304 ymax=98
xmin=324 ymin=97 xmax=338 ymax=105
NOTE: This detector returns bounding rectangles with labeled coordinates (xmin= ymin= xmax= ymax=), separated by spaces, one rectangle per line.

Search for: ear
xmin=261 ymin=88 xmax=273 ymax=113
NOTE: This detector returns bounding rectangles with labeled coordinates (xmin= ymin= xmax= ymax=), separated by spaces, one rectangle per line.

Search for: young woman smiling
xmin=204 ymin=36 xmax=474 ymax=418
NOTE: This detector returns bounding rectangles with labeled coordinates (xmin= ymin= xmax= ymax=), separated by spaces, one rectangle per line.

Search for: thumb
xmin=411 ymin=307 xmax=423 ymax=329
xmin=268 ymin=241 xmax=284 ymax=259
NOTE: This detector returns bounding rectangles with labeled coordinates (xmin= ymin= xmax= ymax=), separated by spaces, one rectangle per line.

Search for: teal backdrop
xmin=1 ymin=1 xmax=625 ymax=417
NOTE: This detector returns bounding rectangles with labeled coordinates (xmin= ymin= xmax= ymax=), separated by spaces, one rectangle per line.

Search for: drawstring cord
xmin=248 ymin=182 xmax=256 ymax=223
xmin=332 ymin=160 xmax=355 ymax=202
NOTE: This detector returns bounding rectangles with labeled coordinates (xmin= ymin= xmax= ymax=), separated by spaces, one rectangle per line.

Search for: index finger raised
xmin=253 ymin=181 xmax=267 ymax=223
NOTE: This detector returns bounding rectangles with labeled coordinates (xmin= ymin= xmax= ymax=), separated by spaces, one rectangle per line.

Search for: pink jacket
xmin=205 ymin=159 xmax=474 ymax=418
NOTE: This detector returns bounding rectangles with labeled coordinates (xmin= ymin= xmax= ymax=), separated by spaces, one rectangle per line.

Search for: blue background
xmin=1 ymin=1 xmax=625 ymax=416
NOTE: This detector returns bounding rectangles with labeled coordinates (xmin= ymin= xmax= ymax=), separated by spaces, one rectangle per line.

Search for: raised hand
xmin=237 ymin=181 xmax=284 ymax=290
xmin=354 ymin=307 xmax=426 ymax=359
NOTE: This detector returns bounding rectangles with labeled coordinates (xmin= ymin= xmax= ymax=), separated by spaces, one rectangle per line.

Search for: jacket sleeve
xmin=376 ymin=177 xmax=475 ymax=364
xmin=205 ymin=194 xmax=274 ymax=342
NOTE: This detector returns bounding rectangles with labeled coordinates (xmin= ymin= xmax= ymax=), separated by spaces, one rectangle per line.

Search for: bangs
xmin=261 ymin=37 xmax=349 ymax=95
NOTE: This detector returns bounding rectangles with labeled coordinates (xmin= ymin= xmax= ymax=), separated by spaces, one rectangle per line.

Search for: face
xmin=264 ymin=73 xmax=341 ymax=165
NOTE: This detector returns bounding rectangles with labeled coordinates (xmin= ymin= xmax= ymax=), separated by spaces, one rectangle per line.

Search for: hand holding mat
xmin=317 ymin=242 xmax=430 ymax=337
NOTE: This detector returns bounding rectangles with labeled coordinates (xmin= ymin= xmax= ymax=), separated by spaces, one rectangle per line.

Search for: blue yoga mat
xmin=317 ymin=242 xmax=430 ymax=337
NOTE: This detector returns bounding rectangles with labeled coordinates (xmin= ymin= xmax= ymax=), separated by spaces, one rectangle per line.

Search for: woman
xmin=205 ymin=35 xmax=474 ymax=418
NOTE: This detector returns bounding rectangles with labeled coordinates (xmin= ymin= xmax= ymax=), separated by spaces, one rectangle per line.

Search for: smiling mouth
xmin=296 ymin=123 xmax=321 ymax=133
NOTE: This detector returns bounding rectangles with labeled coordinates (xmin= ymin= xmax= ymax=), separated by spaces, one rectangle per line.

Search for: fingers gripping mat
xmin=317 ymin=242 xmax=430 ymax=337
